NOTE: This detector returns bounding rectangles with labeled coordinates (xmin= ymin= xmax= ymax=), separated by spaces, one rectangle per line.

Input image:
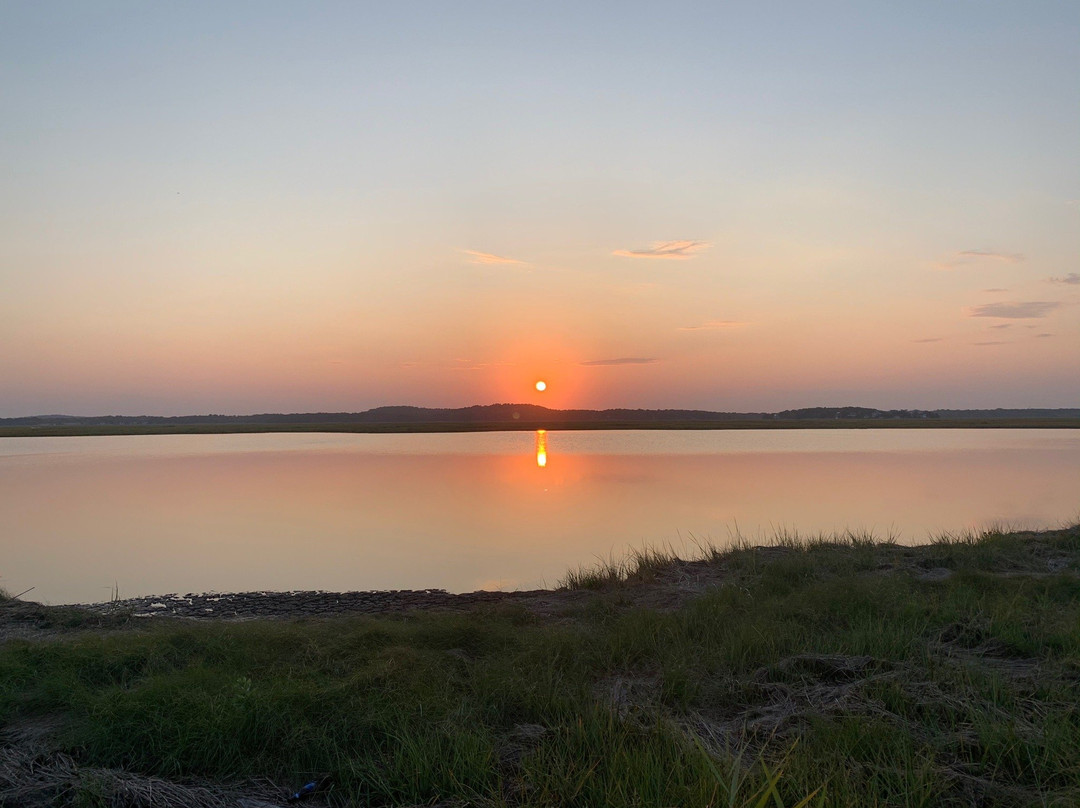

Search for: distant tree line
xmin=766 ymin=407 xmax=940 ymax=420
xmin=2 ymin=404 xmax=1077 ymax=427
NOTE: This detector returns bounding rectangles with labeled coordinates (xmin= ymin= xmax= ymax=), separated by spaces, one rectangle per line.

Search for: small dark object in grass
xmin=287 ymin=775 xmax=330 ymax=802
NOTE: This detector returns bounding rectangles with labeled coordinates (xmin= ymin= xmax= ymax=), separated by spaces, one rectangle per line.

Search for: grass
xmin=559 ymin=544 xmax=682 ymax=590
xmin=2 ymin=525 xmax=1079 ymax=806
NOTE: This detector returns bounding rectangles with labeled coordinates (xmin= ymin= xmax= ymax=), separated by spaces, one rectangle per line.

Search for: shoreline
xmin=3 ymin=524 xmax=1079 ymax=806
xmin=80 ymin=587 xmax=571 ymax=621
xmin=2 ymin=416 xmax=1079 ymax=439
xmin=5 ymin=524 xmax=1075 ymax=627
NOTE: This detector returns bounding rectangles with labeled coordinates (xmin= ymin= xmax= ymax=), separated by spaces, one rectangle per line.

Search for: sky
xmin=1 ymin=1 xmax=1078 ymax=416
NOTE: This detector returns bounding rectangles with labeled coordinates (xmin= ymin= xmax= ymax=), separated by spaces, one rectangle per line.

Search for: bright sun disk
xmin=535 ymin=380 xmax=547 ymax=391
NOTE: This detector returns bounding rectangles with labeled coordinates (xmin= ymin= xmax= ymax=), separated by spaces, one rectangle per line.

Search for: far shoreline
xmin=3 ymin=416 xmax=1080 ymax=438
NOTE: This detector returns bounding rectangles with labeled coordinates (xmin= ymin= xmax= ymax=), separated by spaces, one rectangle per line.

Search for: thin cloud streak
xmin=677 ymin=320 xmax=748 ymax=331
xmin=580 ymin=357 xmax=659 ymax=366
xmin=462 ymin=250 xmax=526 ymax=265
xmin=968 ymin=301 xmax=1062 ymax=319
xmin=933 ymin=250 xmax=1024 ymax=270
xmin=613 ymin=240 xmax=710 ymax=260
xmin=1047 ymin=273 xmax=1080 ymax=285
xmin=957 ymin=249 xmax=1024 ymax=262
xmin=451 ymin=358 xmax=513 ymax=371
xmin=912 ymin=338 xmax=943 ymax=343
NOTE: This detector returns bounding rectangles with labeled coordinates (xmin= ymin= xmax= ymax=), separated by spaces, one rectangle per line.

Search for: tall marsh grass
xmin=560 ymin=525 xmax=902 ymax=590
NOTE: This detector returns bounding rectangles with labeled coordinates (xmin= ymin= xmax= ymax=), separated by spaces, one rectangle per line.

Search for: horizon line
xmin=3 ymin=403 xmax=1079 ymax=422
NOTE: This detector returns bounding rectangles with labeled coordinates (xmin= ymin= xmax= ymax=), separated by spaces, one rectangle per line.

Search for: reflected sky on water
xmin=2 ymin=429 xmax=1078 ymax=603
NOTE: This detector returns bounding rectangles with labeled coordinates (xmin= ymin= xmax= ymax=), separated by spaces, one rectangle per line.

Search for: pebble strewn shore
xmin=81 ymin=588 xmax=576 ymax=620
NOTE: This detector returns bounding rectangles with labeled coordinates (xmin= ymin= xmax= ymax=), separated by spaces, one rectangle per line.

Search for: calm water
xmin=2 ymin=429 xmax=1077 ymax=604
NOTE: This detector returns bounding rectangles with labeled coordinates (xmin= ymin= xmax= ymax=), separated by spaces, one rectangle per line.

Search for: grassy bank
xmin=2 ymin=526 xmax=1079 ymax=806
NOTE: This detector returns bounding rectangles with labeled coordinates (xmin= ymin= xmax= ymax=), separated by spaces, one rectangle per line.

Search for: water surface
xmin=2 ymin=429 xmax=1077 ymax=603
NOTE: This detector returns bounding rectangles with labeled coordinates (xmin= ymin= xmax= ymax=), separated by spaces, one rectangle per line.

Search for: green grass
xmin=2 ymin=526 xmax=1079 ymax=806
xmin=558 ymin=544 xmax=683 ymax=589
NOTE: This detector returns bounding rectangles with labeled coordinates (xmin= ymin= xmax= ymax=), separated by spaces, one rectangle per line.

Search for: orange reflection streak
xmin=535 ymin=429 xmax=548 ymax=468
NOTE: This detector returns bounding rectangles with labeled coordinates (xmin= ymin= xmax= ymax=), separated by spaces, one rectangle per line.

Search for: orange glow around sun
xmin=535 ymin=380 xmax=547 ymax=392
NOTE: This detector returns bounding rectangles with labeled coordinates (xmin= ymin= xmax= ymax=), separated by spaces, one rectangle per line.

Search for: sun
xmin=534 ymin=380 xmax=547 ymax=392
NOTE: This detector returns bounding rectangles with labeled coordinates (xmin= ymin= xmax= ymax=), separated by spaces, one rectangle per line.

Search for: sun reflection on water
xmin=535 ymin=429 xmax=547 ymax=467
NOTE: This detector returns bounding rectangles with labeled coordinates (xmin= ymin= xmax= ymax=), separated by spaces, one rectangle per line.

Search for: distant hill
xmin=2 ymin=405 xmax=1078 ymax=428
xmin=770 ymin=407 xmax=940 ymax=420
xmin=0 ymin=404 xmax=757 ymax=428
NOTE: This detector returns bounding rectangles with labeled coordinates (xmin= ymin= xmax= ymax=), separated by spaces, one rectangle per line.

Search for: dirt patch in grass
xmin=0 ymin=746 xmax=306 ymax=808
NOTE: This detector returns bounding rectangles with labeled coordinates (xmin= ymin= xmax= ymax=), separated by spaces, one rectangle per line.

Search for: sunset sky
xmin=1 ymin=2 xmax=1077 ymax=417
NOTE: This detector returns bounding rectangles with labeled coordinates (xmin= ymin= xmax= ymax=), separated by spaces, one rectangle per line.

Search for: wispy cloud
xmin=983 ymin=288 xmax=1008 ymax=293
xmin=989 ymin=323 xmax=1012 ymax=330
xmin=1035 ymin=333 xmax=1055 ymax=338
xmin=462 ymin=250 xmax=526 ymax=266
xmin=968 ymin=301 xmax=1061 ymax=319
xmin=958 ymin=249 xmax=1024 ymax=262
xmin=580 ymin=357 xmax=659 ymax=366
xmin=613 ymin=240 xmax=710 ymax=260
xmin=1047 ymin=272 xmax=1080 ymax=285
xmin=933 ymin=250 xmax=1024 ymax=270
xmin=912 ymin=338 xmax=943 ymax=343
xmin=677 ymin=320 xmax=748 ymax=331
xmin=450 ymin=357 xmax=513 ymax=371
